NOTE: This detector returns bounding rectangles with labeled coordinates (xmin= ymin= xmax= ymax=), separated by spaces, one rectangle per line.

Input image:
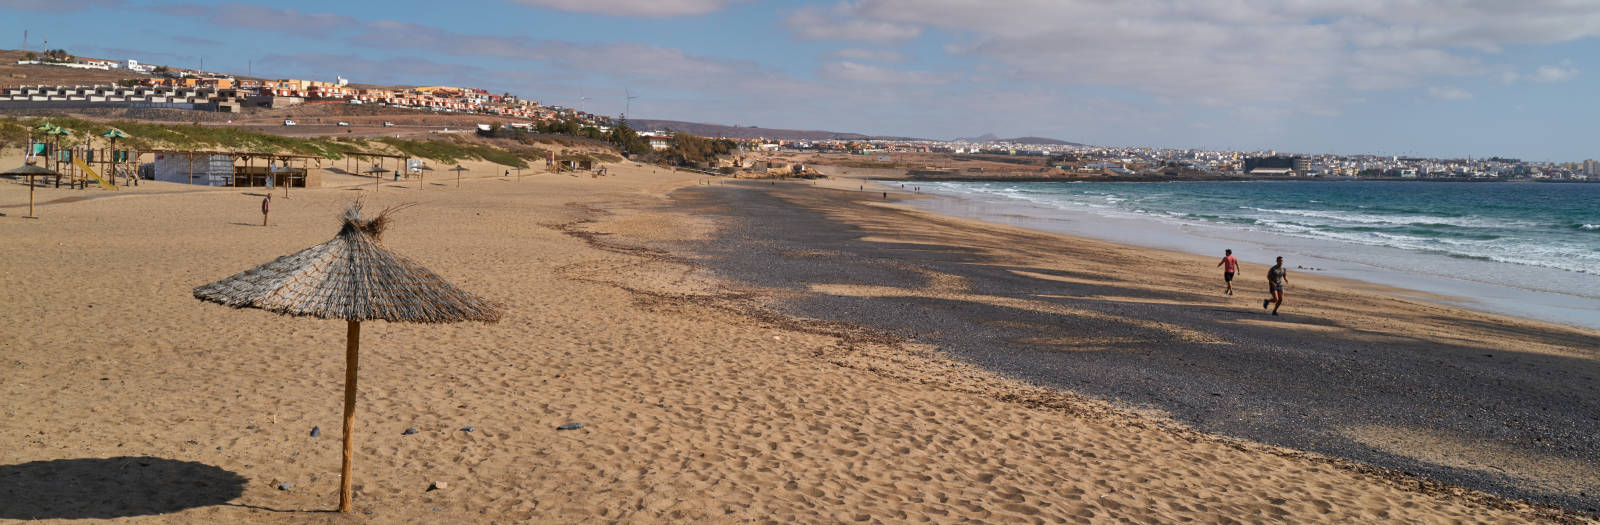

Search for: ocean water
xmin=900 ymin=180 xmax=1600 ymax=329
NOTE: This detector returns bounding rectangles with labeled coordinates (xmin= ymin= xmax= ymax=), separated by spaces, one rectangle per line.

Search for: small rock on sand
xmin=428 ymin=481 xmax=448 ymax=491
xmin=460 ymin=426 xmax=475 ymax=432
xmin=310 ymin=426 xmax=320 ymax=438
xmin=403 ymin=427 xmax=419 ymax=435
xmin=557 ymin=423 xmax=583 ymax=431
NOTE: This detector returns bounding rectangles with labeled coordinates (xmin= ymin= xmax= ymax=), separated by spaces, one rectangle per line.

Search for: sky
xmin=2 ymin=0 xmax=1598 ymax=161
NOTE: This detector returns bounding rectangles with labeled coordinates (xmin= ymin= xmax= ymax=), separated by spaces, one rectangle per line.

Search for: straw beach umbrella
xmin=415 ymin=164 xmax=433 ymax=190
xmin=4 ymin=163 xmax=58 ymax=218
xmin=450 ymin=164 xmax=468 ymax=188
xmin=193 ymin=203 xmax=502 ymax=512
xmin=364 ymin=165 xmax=388 ymax=193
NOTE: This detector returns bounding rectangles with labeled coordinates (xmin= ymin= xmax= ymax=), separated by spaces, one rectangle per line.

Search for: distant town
xmin=4 ymin=49 xmax=1595 ymax=182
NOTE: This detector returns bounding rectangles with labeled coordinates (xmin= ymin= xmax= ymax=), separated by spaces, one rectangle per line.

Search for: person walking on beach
xmin=1263 ymin=256 xmax=1287 ymax=315
xmin=1217 ymin=249 xmax=1239 ymax=295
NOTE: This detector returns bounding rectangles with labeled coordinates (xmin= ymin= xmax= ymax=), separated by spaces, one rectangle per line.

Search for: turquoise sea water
xmin=905 ymin=180 xmax=1600 ymax=327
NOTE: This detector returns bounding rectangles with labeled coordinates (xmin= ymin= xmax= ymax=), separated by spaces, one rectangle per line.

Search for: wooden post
xmin=26 ymin=174 xmax=36 ymax=218
xmin=339 ymin=320 xmax=361 ymax=513
xmin=188 ymin=152 xmax=195 ymax=185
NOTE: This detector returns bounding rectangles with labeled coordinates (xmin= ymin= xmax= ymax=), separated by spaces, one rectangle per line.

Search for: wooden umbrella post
xmin=339 ymin=320 xmax=361 ymax=513
xmin=27 ymin=174 xmax=36 ymax=218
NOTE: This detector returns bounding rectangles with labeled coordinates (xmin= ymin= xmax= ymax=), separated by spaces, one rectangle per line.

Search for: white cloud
xmin=157 ymin=3 xmax=356 ymax=36
xmin=828 ymin=48 xmax=907 ymax=63
xmin=801 ymin=0 xmax=1600 ymax=113
xmin=785 ymin=6 xmax=921 ymax=44
xmin=819 ymin=61 xmax=954 ymax=85
xmin=1 ymin=0 xmax=119 ymax=11
xmin=507 ymin=0 xmax=741 ymax=17
xmin=1427 ymin=86 xmax=1473 ymax=100
xmin=1529 ymin=61 xmax=1580 ymax=83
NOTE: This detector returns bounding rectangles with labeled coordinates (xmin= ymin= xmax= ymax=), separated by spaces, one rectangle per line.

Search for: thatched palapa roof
xmin=193 ymin=203 xmax=502 ymax=323
xmin=4 ymin=164 xmax=61 ymax=176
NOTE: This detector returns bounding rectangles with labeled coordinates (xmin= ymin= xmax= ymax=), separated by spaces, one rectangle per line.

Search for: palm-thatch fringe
xmin=193 ymin=202 xmax=502 ymax=323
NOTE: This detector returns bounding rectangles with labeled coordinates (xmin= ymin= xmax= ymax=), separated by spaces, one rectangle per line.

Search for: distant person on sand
xmin=1217 ymin=249 xmax=1239 ymax=295
xmin=1263 ymin=256 xmax=1287 ymax=315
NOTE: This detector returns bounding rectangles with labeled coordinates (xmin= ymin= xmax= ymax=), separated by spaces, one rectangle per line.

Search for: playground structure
xmin=26 ymin=125 xmax=141 ymax=190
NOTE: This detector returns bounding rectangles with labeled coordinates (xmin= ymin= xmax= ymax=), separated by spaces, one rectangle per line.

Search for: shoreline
xmin=902 ymin=174 xmax=1600 ymax=184
xmin=673 ymin=178 xmax=1600 ymax=511
xmin=885 ymin=178 xmax=1600 ymax=331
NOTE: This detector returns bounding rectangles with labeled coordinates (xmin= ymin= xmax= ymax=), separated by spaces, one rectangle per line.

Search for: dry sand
xmin=0 ymin=159 xmax=1594 ymax=523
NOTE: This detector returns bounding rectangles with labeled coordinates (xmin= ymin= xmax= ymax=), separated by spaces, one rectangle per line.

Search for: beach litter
xmin=428 ymin=481 xmax=448 ymax=491
xmin=310 ymin=426 xmax=321 ymax=437
xmin=557 ymin=423 xmax=584 ymax=431
xmin=403 ymin=427 xmax=419 ymax=435
xmin=460 ymin=426 xmax=476 ymax=432
xmin=278 ymin=483 xmax=295 ymax=490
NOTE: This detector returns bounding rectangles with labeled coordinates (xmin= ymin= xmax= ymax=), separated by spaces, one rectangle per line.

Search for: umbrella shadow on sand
xmin=0 ymin=457 xmax=246 ymax=520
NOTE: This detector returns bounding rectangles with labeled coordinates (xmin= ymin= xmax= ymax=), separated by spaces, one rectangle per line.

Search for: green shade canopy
xmin=101 ymin=128 xmax=131 ymax=140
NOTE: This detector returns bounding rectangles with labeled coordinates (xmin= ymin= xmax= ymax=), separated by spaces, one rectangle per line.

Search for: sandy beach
xmin=2 ymin=162 xmax=1596 ymax=523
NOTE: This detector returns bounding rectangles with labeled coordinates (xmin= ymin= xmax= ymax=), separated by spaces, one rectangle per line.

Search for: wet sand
xmin=0 ymin=166 xmax=1594 ymax=522
xmin=671 ymin=180 xmax=1600 ymax=511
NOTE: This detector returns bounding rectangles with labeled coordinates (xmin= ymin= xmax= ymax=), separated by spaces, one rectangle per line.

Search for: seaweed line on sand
xmin=548 ymin=201 xmax=1594 ymax=524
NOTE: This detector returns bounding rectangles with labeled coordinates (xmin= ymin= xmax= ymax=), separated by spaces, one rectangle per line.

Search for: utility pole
xmin=22 ymin=30 xmax=26 ymax=52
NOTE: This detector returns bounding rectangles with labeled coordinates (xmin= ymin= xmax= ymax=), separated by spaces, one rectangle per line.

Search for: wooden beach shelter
xmin=450 ymin=164 xmax=468 ymax=188
xmin=4 ymin=163 xmax=59 ymax=218
xmin=192 ymin=203 xmax=503 ymax=512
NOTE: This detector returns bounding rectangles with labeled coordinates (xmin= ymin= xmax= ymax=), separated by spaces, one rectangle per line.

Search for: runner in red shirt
xmin=1216 ymin=249 xmax=1239 ymax=295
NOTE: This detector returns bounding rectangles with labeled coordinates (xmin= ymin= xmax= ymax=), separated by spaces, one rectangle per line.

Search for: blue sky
xmin=3 ymin=0 xmax=1597 ymax=161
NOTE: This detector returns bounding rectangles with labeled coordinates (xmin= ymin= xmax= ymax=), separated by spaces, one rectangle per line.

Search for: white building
xmin=148 ymin=154 xmax=233 ymax=185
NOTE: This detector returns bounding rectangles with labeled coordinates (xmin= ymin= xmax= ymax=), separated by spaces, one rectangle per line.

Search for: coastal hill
xmin=0 ymin=49 xmax=142 ymax=86
xmin=958 ymin=133 xmax=1084 ymax=146
xmin=628 ymin=119 xmax=922 ymax=142
xmin=1003 ymin=136 xmax=1083 ymax=146
xmin=629 ymin=120 xmax=1086 ymax=146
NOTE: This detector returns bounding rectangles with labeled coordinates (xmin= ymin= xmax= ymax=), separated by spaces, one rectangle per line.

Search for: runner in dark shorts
xmin=1217 ymin=249 xmax=1239 ymax=295
xmin=1264 ymin=256 xmax=1288 ymax=315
